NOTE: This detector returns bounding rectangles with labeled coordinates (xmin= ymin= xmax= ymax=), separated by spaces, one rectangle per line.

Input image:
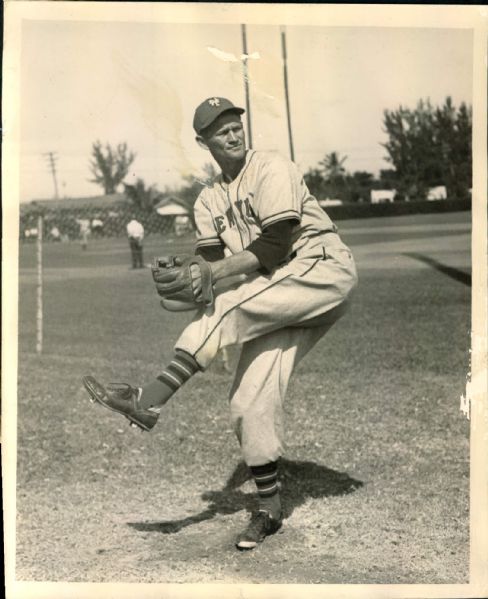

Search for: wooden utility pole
xmin=241 ymin=24 xmax=253 ymax=148
xmin=280 ymin=26 xmax=295 ymax=162
xmin=43 ymin=152 xmax=59 ymax=199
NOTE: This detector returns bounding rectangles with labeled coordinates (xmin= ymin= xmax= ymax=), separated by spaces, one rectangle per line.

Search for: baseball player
xmin=126 ymin=218 xmax=145 ymax=269
xmin=83 ymin=97 xmax=358 ymax=550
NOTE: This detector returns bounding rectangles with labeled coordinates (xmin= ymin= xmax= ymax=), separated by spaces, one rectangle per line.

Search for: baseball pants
xmin=129 ymin=238 xmax=144 ymax=268
xmin=175 ymin=233 xmax=358 ymax=466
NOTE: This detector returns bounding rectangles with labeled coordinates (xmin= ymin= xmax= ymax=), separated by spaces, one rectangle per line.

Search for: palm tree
xmin=319 ymin=152 xmax=348 ymax=184
xmin=123 ymin=179 xmax=161 ymax=211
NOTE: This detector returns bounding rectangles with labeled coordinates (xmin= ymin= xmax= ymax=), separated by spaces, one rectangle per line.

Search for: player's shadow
xmin=404 ymin=252 xmax=471 ymax=286
xmin=127 ymin=459 xmax=363 ymax=535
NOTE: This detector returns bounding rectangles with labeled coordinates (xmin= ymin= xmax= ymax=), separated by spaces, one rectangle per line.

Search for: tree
xmin=312 ymin=152 xmax=349 ymax=200
xmin=383 ymin=100 xmax=435 ymax=200
xmin=435 ymin=99 xmax=472 ymax=200
xmin=178 ymin=175 xmax=205 ymax=207
xmin=89 ymin=141 xmax=136 ymax=195
xmin=303 ymin=168 xmax=327 ymax=199
xmin=304 ymin=156 xmax=376 ymax=203
xmin=319 ymin=152 xmax=348 ymax=184
xmin=123 ymin=179 xmax=161 ymax=212
xmin=176 ymin=162 xmax=219 ymax=207
xmin=378 ymin=169 xmax=398 ymax=189
xmin=382 ymin=97 xmax=471 ymax=200
xmin=344 ymin=171 xmax=376 ymax=203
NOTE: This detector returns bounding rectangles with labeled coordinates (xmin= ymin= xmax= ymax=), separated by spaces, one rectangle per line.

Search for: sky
xmin=19 ymin=21 xmax=473 ymax=202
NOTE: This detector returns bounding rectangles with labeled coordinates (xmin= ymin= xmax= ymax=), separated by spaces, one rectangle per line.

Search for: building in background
xmin=155 ymin=196 xmax=194 ymax=236
xmin=427 ymin=186 xmax=447 ymax=201
xmin=370 ymin=189 xmax=396 ymax=204
xmin=318 ymin=198 xmax=343 ymax=207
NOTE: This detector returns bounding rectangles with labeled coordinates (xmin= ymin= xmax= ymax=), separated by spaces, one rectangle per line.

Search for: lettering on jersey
xmin=213 ymin=194 xmax=257 ymax=234
xmin=225 ymin=206 xmax=236 ymax=228
xmin=214 ymin=215 xmax=226 ymax=234
xmin=244 ymin=196 xmax=256 ymax=219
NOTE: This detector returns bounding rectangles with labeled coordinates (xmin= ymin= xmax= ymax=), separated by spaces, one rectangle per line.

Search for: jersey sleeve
xmin=195 ymin=245 xmax=225 ymax=262
xmin=252 ymin=154 xmax=303 ymax=229
xmin=246 ymin=219 xmax=295 ymax=273
xmin=193 ymin=194 xmax=223 ymax=250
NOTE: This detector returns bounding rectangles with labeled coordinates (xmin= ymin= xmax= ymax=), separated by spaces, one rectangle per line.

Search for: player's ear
xmin=196 ymin=135 xmax=209 ymax=151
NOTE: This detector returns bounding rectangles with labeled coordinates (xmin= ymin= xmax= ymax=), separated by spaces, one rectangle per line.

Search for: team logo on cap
xmin=209 ymin=97 xmax=220 ymax=107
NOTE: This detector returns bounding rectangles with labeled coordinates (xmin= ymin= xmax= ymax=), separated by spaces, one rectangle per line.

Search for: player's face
xmin=198 ymin=112 xmax=246 ymax=165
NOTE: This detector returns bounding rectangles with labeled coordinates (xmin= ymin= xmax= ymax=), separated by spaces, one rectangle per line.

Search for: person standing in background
xmin=126 ymin=218 xmax=145 ymax=269
xmin=78 ymin=219 xmax=91 ymax=250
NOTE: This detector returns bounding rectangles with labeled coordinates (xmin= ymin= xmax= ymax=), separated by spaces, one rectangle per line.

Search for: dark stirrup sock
xmin=139 ymin=350 xmax=200 ymax=411
xmin=250 ymin=461 xmax=282 ymax=519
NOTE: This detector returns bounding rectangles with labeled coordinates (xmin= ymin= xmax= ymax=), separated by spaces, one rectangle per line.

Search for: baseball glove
xmin=151 ymin=255 xmax=215 ymax=311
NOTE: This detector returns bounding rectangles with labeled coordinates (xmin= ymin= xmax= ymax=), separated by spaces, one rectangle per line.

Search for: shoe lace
xmin=107 ymin=383 xmax=132 ymax=396
xmin=106 ymin=384 xmax=140 ymax=406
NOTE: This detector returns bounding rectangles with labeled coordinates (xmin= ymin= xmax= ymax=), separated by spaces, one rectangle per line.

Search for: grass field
xmin=15 ymin=211 xmax=471 ymax=584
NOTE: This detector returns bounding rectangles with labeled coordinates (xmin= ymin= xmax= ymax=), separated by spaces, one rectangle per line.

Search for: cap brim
xmin=198 ymin=106 xmax=245 ymax=134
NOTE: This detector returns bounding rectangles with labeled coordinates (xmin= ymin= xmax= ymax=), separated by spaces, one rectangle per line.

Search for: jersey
xmin=194 ymin=150 xmax=337 ymax=259
xmin=181 ymin=152 xmax=357 ymax=468
xmin=127 ymin=219 xmax=144 ymax=240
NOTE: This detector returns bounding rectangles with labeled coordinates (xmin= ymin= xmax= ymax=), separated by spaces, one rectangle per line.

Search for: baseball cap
xmin=193 ymin=97 xmax=245 ymax=134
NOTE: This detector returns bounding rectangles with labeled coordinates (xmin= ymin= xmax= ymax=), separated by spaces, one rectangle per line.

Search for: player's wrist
xmin=210 ymin=251 xmax=260 ymax=282
xmin=209 ymin=260 xmax=225 ymax=282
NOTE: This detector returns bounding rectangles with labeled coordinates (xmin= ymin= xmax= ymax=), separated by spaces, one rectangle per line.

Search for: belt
xmin=279 ymin=230 xmax=339 ymax=266
xmin=278 ymin=250 xmax=297 ymax=267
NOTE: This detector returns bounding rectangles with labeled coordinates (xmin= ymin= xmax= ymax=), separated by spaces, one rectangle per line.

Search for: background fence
xmin=323 ymin=197 xmax=471 ymax=221
xmin=19 ymin=197 xmax=471 ymax=242
xmin=19 ymin=203 xmax=180 ymax=242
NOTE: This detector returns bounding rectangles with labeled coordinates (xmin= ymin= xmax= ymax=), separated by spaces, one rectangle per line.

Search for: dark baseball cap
xmin=193 ymin=97 xmax=245 ymax=134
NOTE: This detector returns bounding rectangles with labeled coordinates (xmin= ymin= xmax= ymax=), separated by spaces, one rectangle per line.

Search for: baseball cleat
xmin=235 ymin=510 xmax=283 ymax=550
xmin=82 ymin=375 xmax=158 ymax=432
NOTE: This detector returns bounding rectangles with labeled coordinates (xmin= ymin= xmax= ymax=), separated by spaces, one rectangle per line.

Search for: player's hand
xmin=190 ymin=264 xmax=202 ymax=299
xmin=151 ymin=255 xmax=214 ymax=307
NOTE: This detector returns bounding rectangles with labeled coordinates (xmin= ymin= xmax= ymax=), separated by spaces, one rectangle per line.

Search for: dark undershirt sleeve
xmin=195 ymin=244 xmax=226 ymax=262
xmin=246 ymin=218 xmax=297 ymax=273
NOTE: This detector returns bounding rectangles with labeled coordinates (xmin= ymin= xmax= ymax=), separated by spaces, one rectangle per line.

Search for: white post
xmin=36 ymin=214 xmax=43 ymax=354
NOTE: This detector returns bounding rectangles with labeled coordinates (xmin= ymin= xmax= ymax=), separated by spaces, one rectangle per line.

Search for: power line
xmin=43 ymin=152 xmax=59 ymax=199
